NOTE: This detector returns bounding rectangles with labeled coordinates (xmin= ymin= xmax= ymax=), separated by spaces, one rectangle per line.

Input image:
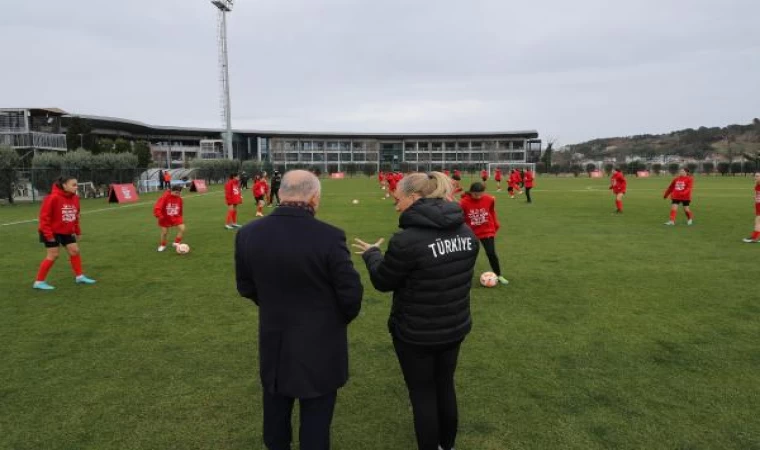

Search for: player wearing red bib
xmin=609 ymin=168 xmax=626 ymax=213
xmin=154 ymin=184 xmax=185 ymax=252
xmin=253 ymin=175 xmax=268 ymax=217
xmin=743 ymin=172 xmax=760 ymax=243
xmin=460 ymin=182 xmax=509 ymax=285
xmin=224 ymin=172 xmax=243 ymax=229
xmin=33 ymin=177 xmax=97 ymax=290
xmin=663 ymin=168 xmax=694 ymax=226
xmin=378 ymin=171 xmax=385 ymax=190
xmin=453 ymin=169 xmax=461 ymax=179
xmin=494 ymin=168 xmax=502 ymax=191
xmin=480 ymin=169 xmax=488 ymax=184
xmin=384 ymin=172 xmax=399 ymax=200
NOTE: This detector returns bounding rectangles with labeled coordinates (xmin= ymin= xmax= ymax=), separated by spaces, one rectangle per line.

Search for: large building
xmin=1 ymin=108 xmax=541 ymax=171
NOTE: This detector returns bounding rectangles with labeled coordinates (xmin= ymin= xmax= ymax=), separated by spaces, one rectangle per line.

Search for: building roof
xmin=55 ymin=109 xmax=539 ymax=139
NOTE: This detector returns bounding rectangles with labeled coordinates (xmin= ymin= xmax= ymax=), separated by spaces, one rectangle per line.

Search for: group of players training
xmin=31 ymin=168 xmax=760 ymax=290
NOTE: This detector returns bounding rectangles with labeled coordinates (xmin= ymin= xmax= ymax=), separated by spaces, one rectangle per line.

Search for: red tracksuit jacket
xmin=610 ymin=171 xmax=627 ymax=194
xmin=664 ymin=176 xmax=693 ymax=201
xmin=494 ymin=170 xmax=502 ymax=181
xmin=38 ymin=184 xmax=81 ymax=239
xmin=253 ymin=180 xmax=269 ymax=198
xmin=524 ymin=171 xmax=535 ymax=188
xmin=460 ymin=193 xmax=500 ymax=239
xmin=225 ymin=179 xmax=243 ymax=205
xmin=153 ymin=191 xmax=184 ymax=227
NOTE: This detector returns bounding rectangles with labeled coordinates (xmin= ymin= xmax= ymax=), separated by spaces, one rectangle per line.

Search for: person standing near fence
xmin=163 ymin=170 xmax=172 ymax=189
xmin=225 ymin=173 xmax=243 ymax=229
xmin=158 ymin=170 xmax=165 ymax=190
xmin=33 ymin=177 xmax=97 ymax=290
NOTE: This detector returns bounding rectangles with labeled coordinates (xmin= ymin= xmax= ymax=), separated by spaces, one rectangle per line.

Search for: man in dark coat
xmin=235 ymin=170 xmax=363 ymax=450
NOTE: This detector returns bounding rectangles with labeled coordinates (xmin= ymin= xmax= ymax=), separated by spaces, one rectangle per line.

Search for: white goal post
xmin=487 ymin=162 xmax=536 ymax=178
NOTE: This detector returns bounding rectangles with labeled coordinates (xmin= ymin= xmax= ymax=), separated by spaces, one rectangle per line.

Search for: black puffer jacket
xmin=363 ymin=198 xmax=479 ymax=346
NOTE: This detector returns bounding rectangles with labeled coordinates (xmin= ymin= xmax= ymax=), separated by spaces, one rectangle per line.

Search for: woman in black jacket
xmin=354 ymin=171 xmax=479 ymax=450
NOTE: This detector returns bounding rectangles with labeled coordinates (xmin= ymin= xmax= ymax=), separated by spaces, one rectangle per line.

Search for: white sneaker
xmin=172 ymin=242 xmax=179 ymax=247
xmin=664 ymin=221 xmax=675 ymax=226
xmin=687 ymin=219 xmax=693 ymax=226
xmin=225 ymin=224 xmax=235 ymax=230
xmin=743 ymin=238 xmax=759 ymax=243
xmin=255 ymin=212 xmax=264 ymax=217
xmin=157 ymin=246 xmax=166 ymax=252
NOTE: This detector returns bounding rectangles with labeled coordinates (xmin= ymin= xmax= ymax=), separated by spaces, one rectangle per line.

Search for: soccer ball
xmin=479 ymin=271 xmax=498 ymax=288
xmin=352 ymin=199 xmax=359 ymax=205
xmin=176 ymin=243 xmax=190 ymax=254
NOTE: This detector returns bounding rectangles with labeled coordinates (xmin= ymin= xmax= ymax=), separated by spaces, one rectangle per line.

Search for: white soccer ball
xmin=176 ymin=243 xmax=190 ymax=254
xmin=352 ymin=199 xmax=359 ymax=205
xmin=479 ymin=271 xmax=498 ymax=288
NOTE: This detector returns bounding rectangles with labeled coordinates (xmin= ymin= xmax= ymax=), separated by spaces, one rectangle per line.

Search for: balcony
xmin=0 ymin=131 xmax=67 ymax=151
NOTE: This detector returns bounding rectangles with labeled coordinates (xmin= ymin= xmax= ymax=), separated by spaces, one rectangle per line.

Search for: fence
xmin=1 ymin=168 xmax=161 ymax=204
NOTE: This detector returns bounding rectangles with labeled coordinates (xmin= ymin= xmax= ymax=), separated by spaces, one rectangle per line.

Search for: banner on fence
xmin=330 ymin=172 xmax=345 ymax=179
xmin=108 ymin=184 xmax=139 ymax=204
xmin=637 ymin=171 xmax=651 ymax=178
xmin=190 ymin=179 xmax=208 ymax=193
xmin=590 ymin=171 xmax=603 ymax=178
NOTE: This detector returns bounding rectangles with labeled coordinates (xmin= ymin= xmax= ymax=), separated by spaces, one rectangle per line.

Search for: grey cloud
xmin=2 ymin=0 xmax=759 ymax=144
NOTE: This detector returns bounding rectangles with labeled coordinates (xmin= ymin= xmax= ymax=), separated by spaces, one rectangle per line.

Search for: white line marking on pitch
xmin=0 ymin=192 xmax=221 ymax=227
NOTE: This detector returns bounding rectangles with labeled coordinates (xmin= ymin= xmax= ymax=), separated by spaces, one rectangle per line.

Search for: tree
xmin=717 ymin=162 xmax=730 ymax=175
xmin=667 ymin=163 xmax=680 ymax=175
xmin=0 ymin=146 xmax=20 ymax=204
xmin=702 ymin=162 xmax=714 ymax=175
xmin=540 ymin=139 xmax=555 ymax=168
xmin=603 ymin=163 xmax=614 ymax=175
xmin=686 ymin=162 xmax=699 ymax=174
xmin=652 ymin=163 xmax=663 ymax=175
xmin=585 ymin=163 xmax=596 ymax=175
xmin=96 ymin=138 xmax=114 ymax=155
xmin=113 ymin=138 xmax=131 ymax=154
xmin=133 ymin=141 xmax=152 ymax=168
xmin=65 ymin=117 xmax=95 ymax=151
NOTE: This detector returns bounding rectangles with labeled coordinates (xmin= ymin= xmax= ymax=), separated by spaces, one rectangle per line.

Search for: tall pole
xmin=221 ymin=10 xmax=233 ymax=160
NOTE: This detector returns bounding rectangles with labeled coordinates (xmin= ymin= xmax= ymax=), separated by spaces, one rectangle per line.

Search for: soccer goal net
xmin=487 ymin=163 xmax=536 ymax=178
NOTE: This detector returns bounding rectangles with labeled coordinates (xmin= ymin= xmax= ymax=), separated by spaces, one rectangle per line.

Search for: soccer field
xmin=1 ymin=175 xmax=758 ymax=450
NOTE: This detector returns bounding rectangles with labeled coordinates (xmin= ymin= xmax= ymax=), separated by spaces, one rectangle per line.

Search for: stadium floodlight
xmin=211 ymin=0 xmax=234 ymax=160
xmin=211 ymin=0 xmax=234 ymax=12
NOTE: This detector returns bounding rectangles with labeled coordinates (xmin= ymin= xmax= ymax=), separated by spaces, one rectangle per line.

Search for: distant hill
xmin=567 ymin=119 xmax=760 ymax=161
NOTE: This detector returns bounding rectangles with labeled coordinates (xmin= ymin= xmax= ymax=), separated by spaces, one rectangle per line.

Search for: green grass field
xmin=1 ymin=175 xmax=758 ymax=450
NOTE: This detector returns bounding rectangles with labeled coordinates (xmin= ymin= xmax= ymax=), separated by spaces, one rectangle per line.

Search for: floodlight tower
xmin=211 ymin=0 xmax=234 ymax=160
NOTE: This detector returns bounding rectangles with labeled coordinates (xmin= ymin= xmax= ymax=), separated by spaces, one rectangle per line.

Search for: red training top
xmin=524 ymin=170 xmax=535 ymax=188
xmin=454 ymin=170 xmax=461 ymax=178
xmin=38 ymin=183 xmax=81 ymax=239
xmin=610 ymin=171 xmax=627 ymax=194
xmin=755 ymin=183 xmax=760 ymax=215
xmin=253 ymin=179 xmax=269 ymax=198
xmin=460 ymin=193 xmax=500 ymax=240
xmin=225 ymin=179 xmax=243 ymax=205
xmin=663 ymin=176 xmax=693 ymax=201
xmin=494 ymin=169 xmax=502 ymax=181
xmin=153 ymin=191 xmax=184 ymax=227
xmin=480 ymin=170 xmax=489 ymax=180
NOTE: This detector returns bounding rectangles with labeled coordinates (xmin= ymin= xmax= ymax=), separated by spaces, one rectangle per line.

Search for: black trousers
xmin=525 ymin=187 xmax=532 ymax=203
xmin=262 ymin=390 xmax=337 ymax=450
xmin=480 ymin=237 xmax=502 ymax=276
xmin=393 ymin=338 xmax=463 ymax=450
xmin=270 ymin=187 xmax=280 ymax=205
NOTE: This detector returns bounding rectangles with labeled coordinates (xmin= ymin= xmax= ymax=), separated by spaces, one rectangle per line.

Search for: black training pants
xmin=525 ymin=187 xmax=532 ymax=203
xmin=480 ymin=237 xmax=502 ymax=276
xmin=262 ymin=390 xmax=337 ymax=450
xmin=270 ymin=187 xmax=280 ymax=205
xmin=393 ymin=338 xmax=463 ymax=450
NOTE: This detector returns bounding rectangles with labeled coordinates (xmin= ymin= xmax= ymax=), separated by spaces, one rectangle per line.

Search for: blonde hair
xmin=397 ymin=171 xmax=453 ymax=200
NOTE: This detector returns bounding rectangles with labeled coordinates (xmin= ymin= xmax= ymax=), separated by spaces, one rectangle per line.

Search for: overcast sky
xmin=2 ymin=0 xmax=759 ymax=144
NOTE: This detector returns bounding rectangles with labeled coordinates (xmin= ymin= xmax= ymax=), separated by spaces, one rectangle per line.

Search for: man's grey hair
xmin=278 ymin=170 xmax=321 ymax=201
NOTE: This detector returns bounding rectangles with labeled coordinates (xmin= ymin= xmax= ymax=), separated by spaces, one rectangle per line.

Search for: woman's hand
xmin=352 ymin=238 xmax=384 ymax=255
